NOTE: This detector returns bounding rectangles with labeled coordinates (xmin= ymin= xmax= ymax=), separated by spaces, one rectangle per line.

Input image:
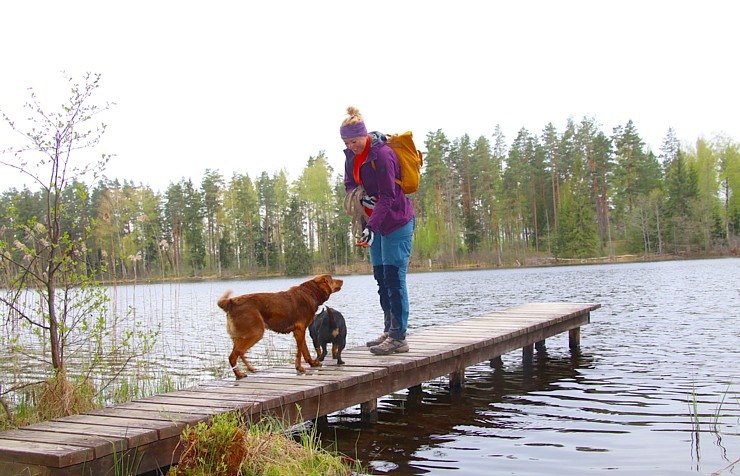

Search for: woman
xmin=340 ymin=106 xmax=415 ymax=355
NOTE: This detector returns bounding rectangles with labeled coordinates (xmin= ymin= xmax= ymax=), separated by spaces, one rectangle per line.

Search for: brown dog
xmin=217 ymin=274 xmax=343 ymax=379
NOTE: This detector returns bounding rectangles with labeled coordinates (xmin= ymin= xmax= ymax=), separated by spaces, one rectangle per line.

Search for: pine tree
xmin=283 ymin=195 xmax=311 ymax=276
xmin=664 ymin=148 xmax=699 ymax=251
xmin=553 ymin=180 xmax=599 ymax=258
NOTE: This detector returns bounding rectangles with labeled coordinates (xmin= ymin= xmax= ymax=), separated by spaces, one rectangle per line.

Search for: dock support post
xmin=408 ymin=384 xmax=424 ymax=404
xmin=449 ymin=369 xmax=465 ymax=389
xmin=535 ymin=340 xmax=546 ymax=351
xmin=569 ymin=327 xmax=581 ymax=350
xmin=490 ymin=355 xmax=503 ymax=368
xmin=361 ymin=399 xmax=378 ymax=423
xmin=523 ymin=344 xmax=534 ymax=366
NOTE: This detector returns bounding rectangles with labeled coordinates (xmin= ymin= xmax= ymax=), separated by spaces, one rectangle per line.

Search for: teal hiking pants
xmin=369 ymin=218 xmax=414 ymax=340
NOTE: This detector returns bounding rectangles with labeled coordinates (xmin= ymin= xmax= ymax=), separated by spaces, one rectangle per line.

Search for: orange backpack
xmin=372 ymin=131 xmax=423 ymax=194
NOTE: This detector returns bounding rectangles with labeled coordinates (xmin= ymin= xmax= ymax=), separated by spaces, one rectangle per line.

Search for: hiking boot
xmin=366 ymin=332 xmax=388 ymax=347
xmin=370 ymin=337 xmax=409 ymax=355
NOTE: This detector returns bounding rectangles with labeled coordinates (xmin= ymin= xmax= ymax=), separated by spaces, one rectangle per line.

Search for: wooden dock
xmin=0 ymin=302 xmax=600 ymax=475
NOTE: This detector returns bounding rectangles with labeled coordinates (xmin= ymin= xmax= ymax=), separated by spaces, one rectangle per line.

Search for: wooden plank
xmin=255 ymin=367 xmax=378 ymax=388
xmin=417 ymin=324 xmax=530 ymax=336
xmin=195 ymin=380 xmax=292 ymax=394
xmin=227 ymin=380 xmax=323 ymax=400
xmin=293 ymin=366 xmax=390 ymax=383
xmin=61 ymin=413 xmax=188 ymax=440
xmin=410 ymin=331 xmax=511 ymax=344
xmin=85 ymin=406 xmax=210 ymax=423
xmin=135 ymin=394 xmax=258 ymax=407
xmin=116 ymin=401 xmax=245 ymax=416
xmin=0 ymin=429 xmax=123 ymax=459
xmin=337 ymin=350 xmax=430 ymax=367
xmin=157 ymin=389 xmax=275 ymax=403
xmin=23 ymin=421 xmax=157 ymax=448
xmin=229 ymin=374 xmax=347 ymax=392
xmin=0 ymin=438 xmax=93 ymax=468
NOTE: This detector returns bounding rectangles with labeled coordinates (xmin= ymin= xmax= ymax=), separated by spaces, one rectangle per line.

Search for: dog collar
xmin=310 ymin=288 xmax=326 ymax=304
xmin=301 ymin=284 xmax=326 ymax=304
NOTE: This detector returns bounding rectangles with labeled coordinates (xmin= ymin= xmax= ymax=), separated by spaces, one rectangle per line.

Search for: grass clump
xmin=168 ymin=411 xmax=361 ymax=476
xmin=171 ymin=411 xmax=248 ymax=476
xmin=36 ymin=371 xmax=97 ymax=422
xmin=1 ymin=371 xmax=97 ymax=430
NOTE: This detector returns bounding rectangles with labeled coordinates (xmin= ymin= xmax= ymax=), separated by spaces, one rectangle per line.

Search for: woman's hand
xmin=356 ymin=227 xmax=375 ymax=247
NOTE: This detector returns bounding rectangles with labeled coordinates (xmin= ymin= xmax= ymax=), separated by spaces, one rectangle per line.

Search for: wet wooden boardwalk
xmin=0 ymin=302 xmax=600 ymax=475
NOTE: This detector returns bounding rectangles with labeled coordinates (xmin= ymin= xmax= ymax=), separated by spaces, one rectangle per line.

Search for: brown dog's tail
xmin=217 ymin=290 xmax=233 ymax=312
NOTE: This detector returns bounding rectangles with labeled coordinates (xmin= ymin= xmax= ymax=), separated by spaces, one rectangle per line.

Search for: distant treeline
xmin=1 ymin=118 xmax=738 ymax=280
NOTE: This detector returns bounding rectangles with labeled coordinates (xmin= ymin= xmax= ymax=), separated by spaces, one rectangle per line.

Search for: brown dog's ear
xmin=314 ymin=274 xmax=330 ymax=288
xmin=313 ymin=275 xmax=329 ymax=296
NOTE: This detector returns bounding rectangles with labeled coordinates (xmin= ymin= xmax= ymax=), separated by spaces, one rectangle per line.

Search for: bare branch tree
xmin=0 ymin=72 xmax=113 ymax=374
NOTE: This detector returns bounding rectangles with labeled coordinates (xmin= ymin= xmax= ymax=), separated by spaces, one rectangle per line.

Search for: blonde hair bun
xmin=342 ymin=106 xmax=364 ymax=126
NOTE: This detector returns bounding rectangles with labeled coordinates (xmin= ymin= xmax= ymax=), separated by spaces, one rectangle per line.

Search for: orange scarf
xmin=352 ymin=135 xmax=371 ymax=186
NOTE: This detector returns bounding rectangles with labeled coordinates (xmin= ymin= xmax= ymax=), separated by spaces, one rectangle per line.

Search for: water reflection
xmin=317 ymin=349 xmax=601 ymax=475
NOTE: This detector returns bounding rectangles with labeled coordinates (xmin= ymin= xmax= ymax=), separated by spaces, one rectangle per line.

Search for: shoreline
xmin=99 ymin=252 xmax=737 ymax=287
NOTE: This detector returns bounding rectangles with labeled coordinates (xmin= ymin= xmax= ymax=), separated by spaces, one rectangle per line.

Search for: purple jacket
xmin=344 ymin=131 xmax=415 ymax=235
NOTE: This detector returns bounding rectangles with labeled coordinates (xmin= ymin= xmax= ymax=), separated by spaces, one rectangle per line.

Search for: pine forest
xmin=2 ymin=116 xmax=738 ymax=284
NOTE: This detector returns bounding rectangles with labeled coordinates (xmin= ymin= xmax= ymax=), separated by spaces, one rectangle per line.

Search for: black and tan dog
xmin=308 ymin=306 xmax=347 ymax=365
xmin=217 ymin=274 xmax=343 ymax=379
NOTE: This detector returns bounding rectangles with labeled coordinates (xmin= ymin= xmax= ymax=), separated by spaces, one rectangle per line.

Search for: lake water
xmin=3 ymin=258 xmax=739 ymax=474
xmin=313 ymin=258 xmax=740 ymax=476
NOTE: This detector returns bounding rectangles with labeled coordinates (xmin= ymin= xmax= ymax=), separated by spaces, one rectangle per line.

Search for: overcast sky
xmin=1 ymin=0 xmax=737 ymax=193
